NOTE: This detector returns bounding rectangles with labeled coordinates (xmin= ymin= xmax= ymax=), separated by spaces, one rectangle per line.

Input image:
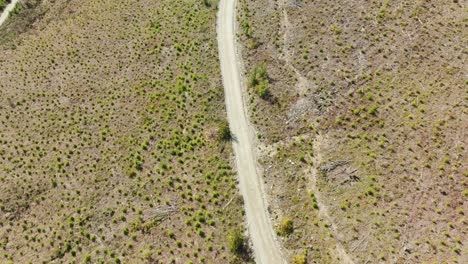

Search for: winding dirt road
xmin=0 ymin=0 xmax=19 ymax=27
xmin=217 ymin=0 xmax=285 ymax=263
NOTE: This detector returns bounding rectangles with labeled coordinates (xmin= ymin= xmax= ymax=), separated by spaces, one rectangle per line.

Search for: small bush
xmin=167 ymin=230 xmax=175 ymax=239
xmin=0 ymin=0 xmax=6 ymax=11
xmin=202 ymin=0 xmax=213 ymax=7
xmin=218 ymin=121 xmax=231 ymax=141
xmin=279 ymin=217 xmax=294 ymax=236
xmin=256 ymin=81 xmax=270 ymax=99
xmin=247 ymin=63 xmax=270 ymax=99
xmin=247 ymin=63 xmax=267 ymax=87
xmin=293 ymin=254 xmax=307 ymax=264
xmin=368 ymin=105 xmax=378 ymax=115
xmin=227 ymin=230 xmax=246 ymax=255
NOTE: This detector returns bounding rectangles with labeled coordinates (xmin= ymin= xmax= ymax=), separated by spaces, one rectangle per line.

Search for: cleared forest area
xmin=238 ymin=0 xmax=466 ymax=263
xmin=0 ymin=0 xmax=248 ymax=263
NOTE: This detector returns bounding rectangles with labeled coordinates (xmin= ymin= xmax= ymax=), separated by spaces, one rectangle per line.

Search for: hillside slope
xmin=238 ymin=0 xmax=467 ymax=263
xmin=0 ymin=0 xmax=247 ymax=263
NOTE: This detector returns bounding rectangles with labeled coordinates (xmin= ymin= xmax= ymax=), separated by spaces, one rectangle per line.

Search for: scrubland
xmin=0 ymin=0 xmax=250 ymax=263
xmin=238 ymin=0 xmax=467 ymax=263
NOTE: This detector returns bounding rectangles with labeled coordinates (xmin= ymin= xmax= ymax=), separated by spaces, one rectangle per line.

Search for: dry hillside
xmin=0 ymin=0 xmax=250 ymax=263
xmin=238 ymin=0 xmax=467 ymax=263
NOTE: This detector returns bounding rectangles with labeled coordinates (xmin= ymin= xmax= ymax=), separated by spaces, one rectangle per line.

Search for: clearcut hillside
xmin=238 ymin=0 xmax=467 ymax=263
xmin=0 ymin=0 xmax=248 ymax=263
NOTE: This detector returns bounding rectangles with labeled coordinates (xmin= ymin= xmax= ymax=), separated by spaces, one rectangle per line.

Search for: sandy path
xmin=0 ymin=0 xmax=20 ymax=27
xmin=217 ymin=0 xmax=285 ymax=263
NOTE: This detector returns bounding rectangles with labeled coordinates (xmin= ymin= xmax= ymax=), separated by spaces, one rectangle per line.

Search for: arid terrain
xmin=0 ymin=0 xmax=250 ymax=263
xmin=0 ymin=0 xmax=466 ymax=263
xmin=238 ymin=0 xmax=467 ymax=263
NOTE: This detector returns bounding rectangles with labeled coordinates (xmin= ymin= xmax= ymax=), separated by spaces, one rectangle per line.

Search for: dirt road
xmin=217 ymin=0 xmax=285 ymax=263
xmin=0 ymin=0 xmax=19 ymax=27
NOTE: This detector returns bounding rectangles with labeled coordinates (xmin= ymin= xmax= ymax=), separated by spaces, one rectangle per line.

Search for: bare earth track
xmin=217 ymin=0 xmax=285 ymax=263
xmin=0 ymin=0 xmax=19 ymax=27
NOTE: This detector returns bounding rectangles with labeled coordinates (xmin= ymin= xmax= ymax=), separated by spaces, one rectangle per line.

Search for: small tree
xmin=0 ymin=0 xmax=6 ymax=11
xmin=293 ymin=254 xmax=307 ymax=264
xmin=247 ymin=63 xmax=268 ymax=88
xmin=247 ymin=69 xmax=259 ymax=88
xmin=247 ymin=63 xmax=270 ymax=99
xmin=227 ymin=230 xmax=245 ymax=255
xmin=256 ymin=81 xmax=269 ymax=99
xmin=203 ymin=0 xmax=213 ymax=8
xmin=218 ymin=121 xmax=231 ymax=141
xmin=279 ymin=217 xmax=294 ymax=236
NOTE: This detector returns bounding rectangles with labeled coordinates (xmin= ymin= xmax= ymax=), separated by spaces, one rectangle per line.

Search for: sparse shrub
xmin=84 ymin=254 xmax=92 ymax=263
xmin=167 ymin=230 xmax=175 ymax=239
xmin=203 ymin=0 xmax=213 ymax=8
xmin=247 ymin=38 xmax=260 ymax=49
xmin=126 ymin=167 xmax=137 ymax=178
xmin=292 ymin=253 xmax=307 ymax=264
xmin=247 ymin=63 xmax=270 ymax=99
xmin=279 ymin=217 xmax=294 ymax=236
xmin=218 ymin=121 xmax=231 ymax=141
xmin=0 ymin=0 xmax=7 ymax=12
xmin=368 ymin=105 xmax=378 ymax=115
xmin=51 ymin=178 xmax=57 ymax=188
xmin=256 ymin=81 xmax=270 ymax=99
xmin=196 ymin=228 xmax=205 ymax=237
xmin=299 ymin=154 xmax=306 ymax=163
xmin=227 ymin=230 xmax=246 ymax=255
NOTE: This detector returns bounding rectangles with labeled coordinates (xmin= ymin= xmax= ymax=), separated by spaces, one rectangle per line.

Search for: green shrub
xmin=227 ymin=230 xmax=246 ymax=255
xmin=218 ymin=121 xmax=231 ymax=141
xmin=256 ymin=81 xmax=270 ymax=99
xmin=0 ymin=0 xmax=6 ymax=11
xmin=368 ymin=105 xmax=378 ymax=115
xmin=247 ymin=63 xmax=268 ymax=88
xmin=247 ymin=70 xmax=259 ymax=88
xmin=248 ymin=63 xmax=270 ymax=99
xmin=279 ymin=217 xmax=294 ymax=236
xmin=203 ymin=0 xmax=213 ymax=8
xmin=293 ymin=254 xmax=307 ymax=264
xmin=167 ymin=230 xmax=175 ymax=238
xmin=11 ymin=2 xmax=20 ymax=15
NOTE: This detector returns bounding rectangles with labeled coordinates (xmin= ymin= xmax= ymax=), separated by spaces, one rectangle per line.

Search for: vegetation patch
xmin=247 ymin=63 xmax=270 ymax=99
xmin=0 ymin=0 xmax=248 ymax=263
xmin=278 ymin=217 xmax=294 ymax=236
xmin=0 ymin=0 xmax=11 ymax=12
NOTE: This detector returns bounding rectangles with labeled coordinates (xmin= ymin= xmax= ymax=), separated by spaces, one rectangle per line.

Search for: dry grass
xmin=239 ymin=0 xmax=466 ymax=263
xmin=0 ymin=0 xmax=249 ymax=263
